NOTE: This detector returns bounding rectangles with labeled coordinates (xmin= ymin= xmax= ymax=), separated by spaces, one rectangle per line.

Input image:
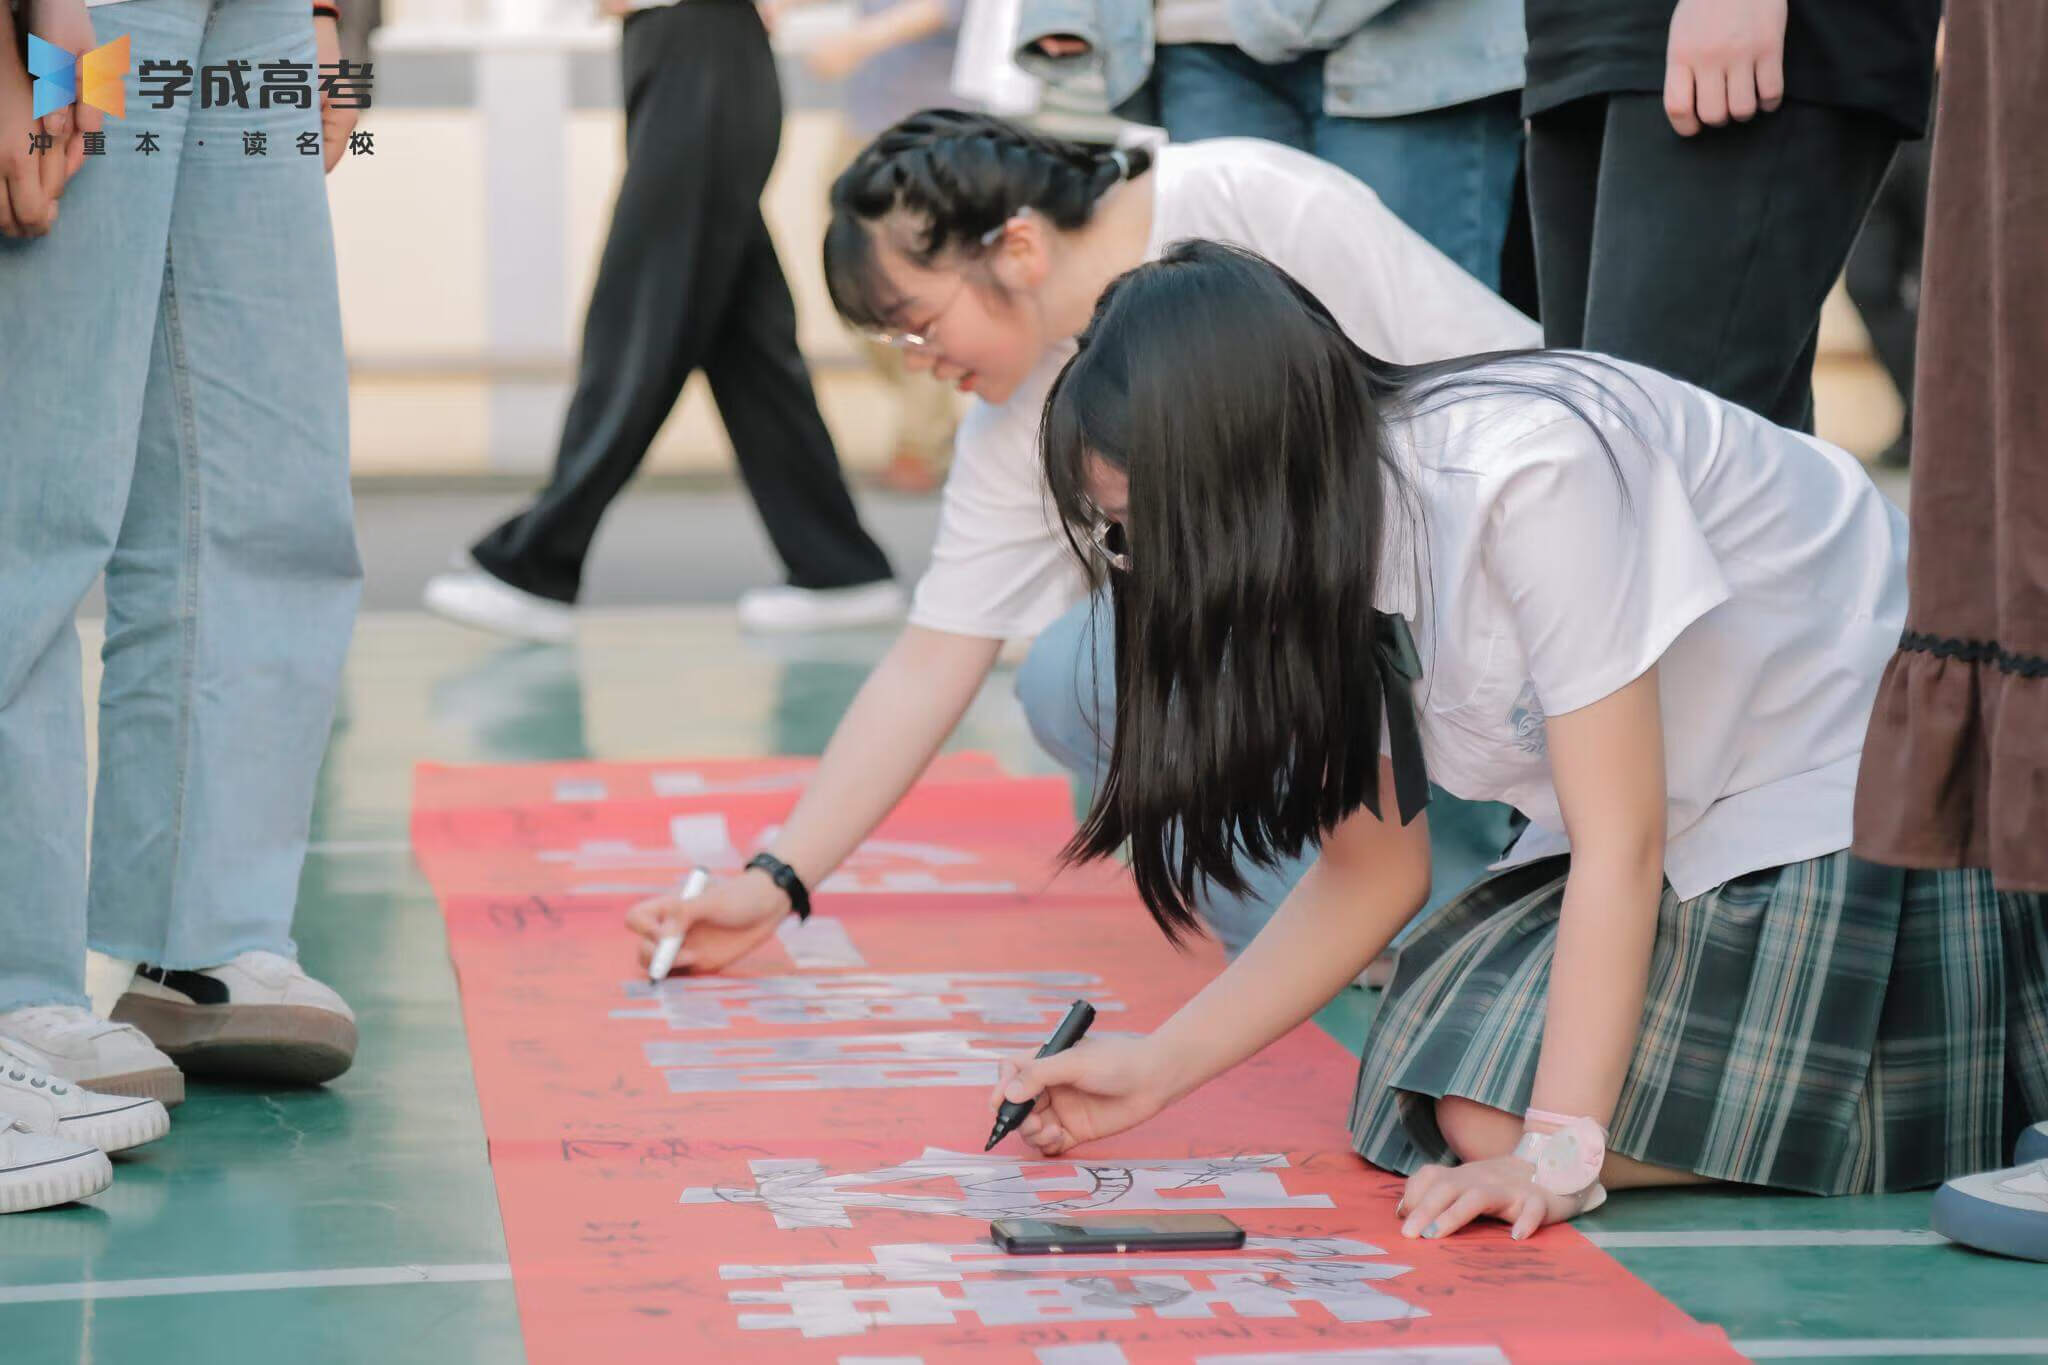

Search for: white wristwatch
xmin=1513 ymin=1109 xmax=1610 ymax=1209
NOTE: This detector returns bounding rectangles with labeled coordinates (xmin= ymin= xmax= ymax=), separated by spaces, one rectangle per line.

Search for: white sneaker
xmin=0 ymin=1005 xmax=184 ymax=1106
xmin=422 ymin=566 xmax=575 ymax=644
xmin=0 ymin=1046 xmax=169 ymax=1154
xmin=1932 ymin=1160 xmax=2048 ymax=1263
xmin=0 ymin=1118 xmax=111 ymax=1215
xmin=112 ymin=952 xmax=358 ymax=1086
xmin=736 ymin=581 xmax=908 ymax=634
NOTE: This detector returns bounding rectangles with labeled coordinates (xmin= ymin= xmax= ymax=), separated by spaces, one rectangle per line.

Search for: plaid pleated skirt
xmin=1349 ymin=852 xmax=2048 ymax=1195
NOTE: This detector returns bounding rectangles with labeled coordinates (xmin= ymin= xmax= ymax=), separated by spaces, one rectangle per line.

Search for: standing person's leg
xmin=1312 ymin=90 xmax=1527 ymax=291
xmin=1150 ymin=44 xmax=1315 ymax=148
xmin=0 ymin=0 xmax=196 ymax=1100
xmin=1522 ymin=96 xmax=1607 ymax=349
xmin=1579 ymin=94 xmax=1898 ymax=432
xmin=706 ymin=210 xmax=896 ymax=594
xmin=1843 ymin=133 xmax=1931 ymax=464
xmin=461 ymin=0 xmax=764 ymax=607
xmin=90 ymin=0 xmax=363 ymax=1085
xmin=1842 ymin=182 xmax=1912 ymax=397
xmin=1496 ymin=158 xmax=1541 ymax=322
xmin=700 ymin=12 xmax=898 ymax=628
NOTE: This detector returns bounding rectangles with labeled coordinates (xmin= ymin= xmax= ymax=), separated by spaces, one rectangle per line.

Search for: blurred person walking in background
xmin=425 ymin=0 xmax=903 ymax=640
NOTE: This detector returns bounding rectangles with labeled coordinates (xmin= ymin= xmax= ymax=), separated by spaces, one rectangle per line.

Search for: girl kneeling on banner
xmin=993 ymin=240 xmax=2048 ymax=1238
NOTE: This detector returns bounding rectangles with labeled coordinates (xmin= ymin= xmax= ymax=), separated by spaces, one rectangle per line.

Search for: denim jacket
xmin=1013 ymin=0 xmax=1525 ymax=120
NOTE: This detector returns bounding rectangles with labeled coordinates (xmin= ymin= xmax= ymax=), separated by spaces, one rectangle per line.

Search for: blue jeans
xmin=1152 ymin=44 xmax=1524 ymax=290
xmin=1016 ymin=595 xmax=1522 ymax=955
xmin=0 ymin=0 xmax=361 ymax=1011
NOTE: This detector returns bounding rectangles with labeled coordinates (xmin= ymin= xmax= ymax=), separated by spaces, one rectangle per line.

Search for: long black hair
xmin=824 ymin=109 xmax=1151 ymax=333
xmin=1041 ymin=240 xmax=1643 ymax=942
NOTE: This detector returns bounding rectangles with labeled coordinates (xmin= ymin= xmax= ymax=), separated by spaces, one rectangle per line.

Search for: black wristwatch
xmin=747 ymin=851 xmax=811 ymax=922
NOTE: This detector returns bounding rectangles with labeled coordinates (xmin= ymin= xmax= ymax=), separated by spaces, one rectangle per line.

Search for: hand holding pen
xmin=986 ymin=1011 xmax=1174 ymax=1157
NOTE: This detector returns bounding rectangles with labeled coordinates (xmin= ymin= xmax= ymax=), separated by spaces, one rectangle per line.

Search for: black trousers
xmin=1525 ymin=93 xmax=1898 ymax=433
xmin=472 ymin=0 xmax=893 ymax=603
xmin=1843 ymin=128 xmax=1933 ymax=424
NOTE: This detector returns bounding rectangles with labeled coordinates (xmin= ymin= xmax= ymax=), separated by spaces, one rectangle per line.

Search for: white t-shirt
xmin=908 ymin=138 xmax=1542 ymax=641
xmin=1376 ymin=354 xmax=1908 ymax=899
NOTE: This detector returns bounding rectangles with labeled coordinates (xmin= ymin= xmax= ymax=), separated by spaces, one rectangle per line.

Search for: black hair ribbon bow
xmin=1375 ymin=611 xmax=1431 ymax=827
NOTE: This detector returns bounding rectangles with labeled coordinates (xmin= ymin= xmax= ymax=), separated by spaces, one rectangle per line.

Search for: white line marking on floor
xmin=1586 ymin=1229 xmax=1947 ymax=1249
xmin=0 ymin=1262 xmax=511 ymax=1305
xmin=6 ymin=1255 xmax=2030 ymax=1365
xmin=1736 ymin=1340 xmax=2048 ymax=1359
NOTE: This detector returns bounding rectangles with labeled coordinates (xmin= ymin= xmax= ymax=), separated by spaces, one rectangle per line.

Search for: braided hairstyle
xmin=825 ymin=109 xmax=1152 ymax=333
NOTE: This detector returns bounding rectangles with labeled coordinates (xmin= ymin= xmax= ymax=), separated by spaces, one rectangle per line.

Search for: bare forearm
xmin=1529 ymin=669 xmax=1670 ymax=1128
xmin=1151 ymin=814 xmax=1429 ymax=1105
xmin=767 ymin=625 xmax=1001 ymax=887
xmin=1527 ymin=845 xmax=1664 ymax=1127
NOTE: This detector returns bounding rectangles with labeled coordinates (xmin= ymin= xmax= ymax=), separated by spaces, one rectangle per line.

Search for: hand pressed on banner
xmin=314 ymin=13 xmax=354 ymax=173
xmin=988 ymin=1036 xmax=1171 ymax=1156
xmin=1397 ymin=1155 xmax=1598 ymax=1242
xmin=1664 ymin=0 xmax=1786 ymax=136
xmin=625 ymin=869 xmax=788 ymax=977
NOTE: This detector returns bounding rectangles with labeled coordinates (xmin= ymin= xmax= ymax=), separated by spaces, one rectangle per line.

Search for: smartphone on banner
xmin=990 ymin=1213 xmax=1246 ymax=1255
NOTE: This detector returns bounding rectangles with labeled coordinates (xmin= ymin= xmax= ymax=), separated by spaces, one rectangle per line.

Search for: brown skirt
xmin=1853 ymin=0 xmax=2048 ymax=893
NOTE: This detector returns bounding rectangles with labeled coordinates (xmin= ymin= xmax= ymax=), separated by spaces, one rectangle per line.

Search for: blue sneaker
xmin=2017 ymin=1121 xmax=2048 ymax=1166
xmin=1932 ymin=1160 xmax=2048 ymax=1263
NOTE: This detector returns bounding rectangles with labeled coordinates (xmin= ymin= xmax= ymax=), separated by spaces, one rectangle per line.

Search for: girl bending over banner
xmin=624 ymin=110 xmax=1535 ymax=971
xmin=990 ymin=241 xmax=2048 ymax=1240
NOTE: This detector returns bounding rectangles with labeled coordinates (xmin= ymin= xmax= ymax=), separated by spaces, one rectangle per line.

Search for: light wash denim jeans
xmin=1015 ymin=594 xmax=1521 ymax=955
xmin=1014 ymin=0 xmax=1525 ymax=125
xmin=1151 ymin=44 xmax=1524 ymax=290
xmin=0 ymin=0 xmax=362 ymax=1011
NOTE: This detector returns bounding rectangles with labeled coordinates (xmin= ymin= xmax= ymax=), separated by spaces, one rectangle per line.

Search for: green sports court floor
xmin=3 ymin=611 xmax=2041 ymax=1365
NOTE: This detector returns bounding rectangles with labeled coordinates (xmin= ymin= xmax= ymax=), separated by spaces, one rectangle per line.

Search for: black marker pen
xmin=985 ymin=999 xmax=1095 ymax=1151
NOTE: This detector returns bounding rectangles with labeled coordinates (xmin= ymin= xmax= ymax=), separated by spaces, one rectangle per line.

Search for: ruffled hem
xmin=1854 ymin=636 xmax=2048 ymax=893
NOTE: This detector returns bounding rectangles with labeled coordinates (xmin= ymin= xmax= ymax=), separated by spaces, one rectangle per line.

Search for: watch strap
xmin=746 ymin=852 xmax=812 ymax=922
xmin=1514 ymin=1111 xmax=1608 ymax=1198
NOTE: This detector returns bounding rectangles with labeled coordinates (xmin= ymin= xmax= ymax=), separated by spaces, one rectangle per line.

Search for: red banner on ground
xmin=414 ymin=752 xmax=1007 ymax=813
xmin=414 ymin=759 xmax=1739 ymax=1364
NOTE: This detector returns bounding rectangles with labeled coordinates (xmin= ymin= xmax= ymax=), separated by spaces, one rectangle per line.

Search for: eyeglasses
xmin=861 ymin=218 xmax=1013 ymax=353
xmin=863 ymin=273 xmax=971 ymax=353
xmin=1088 ymin=511 xmax=1131 ymax=573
